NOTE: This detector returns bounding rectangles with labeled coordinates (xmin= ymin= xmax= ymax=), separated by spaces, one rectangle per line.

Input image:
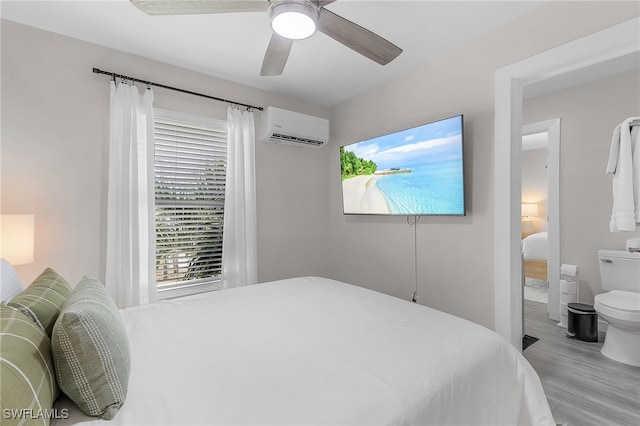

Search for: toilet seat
xmin=594 ymin=290 xmax=640 ymax=322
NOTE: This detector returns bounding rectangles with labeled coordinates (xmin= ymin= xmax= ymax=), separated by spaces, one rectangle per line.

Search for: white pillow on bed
xmin=0 ymin=258 xmax=23 ymax=303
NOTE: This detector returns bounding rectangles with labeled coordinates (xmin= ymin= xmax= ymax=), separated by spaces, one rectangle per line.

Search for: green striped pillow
xmin=51 ymin=276 xmax=130 ymax=420
xmin=0 ymin=306 xmax=59 ymax=426
xmin=7 ymin=268 xmax=71 ymax=336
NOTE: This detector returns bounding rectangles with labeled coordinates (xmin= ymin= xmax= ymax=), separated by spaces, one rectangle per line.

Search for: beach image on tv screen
xmin=340 ymin=115 xmax=464 ymax=215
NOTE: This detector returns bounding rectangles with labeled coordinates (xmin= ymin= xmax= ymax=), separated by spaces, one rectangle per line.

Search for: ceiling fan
xmin=130 ymin=0 xmax=403 ymax=76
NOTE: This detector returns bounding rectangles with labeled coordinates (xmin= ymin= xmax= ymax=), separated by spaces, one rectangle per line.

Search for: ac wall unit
xmin=260 ymin=107 xmax=329 ymax=148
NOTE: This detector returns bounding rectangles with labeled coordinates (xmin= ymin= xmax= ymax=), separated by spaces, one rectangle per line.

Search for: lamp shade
xmin=0 ymin=215 xmax=35 ymax=265
xmin=521 ymin=203 xmax=539 ymax=218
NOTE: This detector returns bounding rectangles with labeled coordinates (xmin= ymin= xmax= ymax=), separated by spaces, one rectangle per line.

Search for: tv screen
xmin=340 ymin=115 xmax=465 ymax=216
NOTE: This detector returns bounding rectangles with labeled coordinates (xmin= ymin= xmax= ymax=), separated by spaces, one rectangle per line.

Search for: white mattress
xmin=53 ymin=276 xmax=554 ymax=425
xmin=522 ymin=232 xmax=548 ymax=261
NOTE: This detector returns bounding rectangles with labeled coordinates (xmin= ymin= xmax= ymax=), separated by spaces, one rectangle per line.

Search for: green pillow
xmin=51 ymin=276 xmax=130 ymax=420
xmin=7 ymin=268 xmax=71 ymax=335
xmin=0 ymin=306 xmax=59 ymax=426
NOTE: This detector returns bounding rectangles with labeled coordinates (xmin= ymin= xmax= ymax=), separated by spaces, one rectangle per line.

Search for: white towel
xmin=607 ymin=117 xmax=640 ymax=232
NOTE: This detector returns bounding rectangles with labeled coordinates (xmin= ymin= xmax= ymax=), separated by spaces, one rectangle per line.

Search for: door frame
xmin=494 ymin=17 xmax=639 ymax=349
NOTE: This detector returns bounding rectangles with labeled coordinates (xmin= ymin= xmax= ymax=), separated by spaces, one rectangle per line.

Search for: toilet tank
xmin=598 ymin=249 xmax=640 ymax=292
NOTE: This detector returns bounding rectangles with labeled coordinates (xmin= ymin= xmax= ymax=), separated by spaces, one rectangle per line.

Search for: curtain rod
xmin=92 ymin=67 xmax=263 ymax=111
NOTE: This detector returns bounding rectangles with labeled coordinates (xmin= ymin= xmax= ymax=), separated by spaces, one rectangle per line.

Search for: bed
xmin=2 ymin=270 xmax=554 ymax=425
xmin=45 ymin=276 xmax=553 ymax=426
xmin=522 ymin=232 xmax=548 ymax=281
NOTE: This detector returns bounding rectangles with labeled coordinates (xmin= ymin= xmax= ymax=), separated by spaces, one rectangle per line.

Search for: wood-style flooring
xmin=523 ymin=299 xmax=640 ymax=426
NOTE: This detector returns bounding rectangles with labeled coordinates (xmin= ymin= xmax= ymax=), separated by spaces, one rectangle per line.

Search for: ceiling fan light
xmin=270 ymin=2 xmax=318 ymax=40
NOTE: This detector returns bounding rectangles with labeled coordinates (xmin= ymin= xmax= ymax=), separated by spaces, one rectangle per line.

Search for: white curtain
xmin=105 ymin=81 xmax=156 ymax=308
xmin=223 ymin=106 xmax=257 ymax=288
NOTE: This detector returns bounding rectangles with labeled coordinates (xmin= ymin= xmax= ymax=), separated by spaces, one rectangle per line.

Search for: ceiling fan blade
xmin=260 ymin=33 xmax=294 ymax=76
xmin=317 ymin=8 xmax=402 ymax=65
xmin=130 ymin=0 xmax=269 ymax=15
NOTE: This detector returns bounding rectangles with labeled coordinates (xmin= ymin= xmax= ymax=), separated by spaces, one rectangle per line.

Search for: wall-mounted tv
xmin=340 ymin=115 xmax=465 ymax=216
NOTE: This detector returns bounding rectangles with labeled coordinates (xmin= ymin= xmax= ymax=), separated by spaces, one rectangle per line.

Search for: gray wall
xmin=523 ymin=70 xmax=640 ymax=302
xmin=1 ymin=20 xmax=331 ymax=287
xmin=2 ymin=2 xmax=638 ymax=332
xmin=522 ymin=148 xmax=548 ymax=234
xmin=325 ymin=3 xmax=638 ymax=329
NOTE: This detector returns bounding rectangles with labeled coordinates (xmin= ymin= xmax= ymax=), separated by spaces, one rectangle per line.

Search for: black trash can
xmin=566 ymin=303 xmax=598 ymax=342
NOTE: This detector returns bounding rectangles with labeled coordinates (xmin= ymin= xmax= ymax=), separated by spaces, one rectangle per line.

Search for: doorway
xmin=494 ymin=17 xmax=639 ymax=349
xmin=521 ymin=130 xmax=549 ymax=304
xmin=521 ymin=120 xmax=560 ymax=323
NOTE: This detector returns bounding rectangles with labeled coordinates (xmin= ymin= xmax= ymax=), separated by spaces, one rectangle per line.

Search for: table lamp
xmin=0 ymin=214 xmax=35 ymax=265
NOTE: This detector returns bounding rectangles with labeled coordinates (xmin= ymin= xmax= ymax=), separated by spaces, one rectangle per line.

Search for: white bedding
xmin=522 ymin=232 xmax=548 ymax=261
xmin=53 ymin=276 xmax=554 ymax=425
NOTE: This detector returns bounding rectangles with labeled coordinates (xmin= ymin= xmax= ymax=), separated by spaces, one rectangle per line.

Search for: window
xmin=153 ymin=109 xmax=227 ymax=298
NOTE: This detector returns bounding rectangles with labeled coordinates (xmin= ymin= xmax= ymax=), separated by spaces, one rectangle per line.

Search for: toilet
xmin=594 ymin=249 xmax=640 ymax=367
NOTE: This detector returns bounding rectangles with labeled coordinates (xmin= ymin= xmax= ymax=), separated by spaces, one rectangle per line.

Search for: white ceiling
xmin=1 ymin=0 xmax=547 ymax=107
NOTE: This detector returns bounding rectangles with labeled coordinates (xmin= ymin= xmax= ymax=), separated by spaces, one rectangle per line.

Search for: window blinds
xmin=153 ymin=110 xmax=227 ymax=288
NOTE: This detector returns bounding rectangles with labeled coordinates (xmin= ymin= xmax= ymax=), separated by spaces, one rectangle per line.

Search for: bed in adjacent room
xmin=522 ymin=231 xmax=548 ymax=281
xmin=48 ymin=276 xmax=552 ymax=425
